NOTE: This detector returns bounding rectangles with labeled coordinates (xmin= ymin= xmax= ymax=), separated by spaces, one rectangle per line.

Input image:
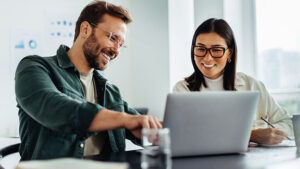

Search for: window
xmin=255 ymin=0 xmax=300 ymax=115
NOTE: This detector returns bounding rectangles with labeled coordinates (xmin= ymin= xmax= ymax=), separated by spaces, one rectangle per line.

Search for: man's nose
xmin=112 ymin=44 xmax=120 ymax=58
xmin=112 ymin=41 xmax=121 ymax=51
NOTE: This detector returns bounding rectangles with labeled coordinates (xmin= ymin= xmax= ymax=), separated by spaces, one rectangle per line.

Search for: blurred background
xmin=0 ymin=0 xmax=299 ymax=137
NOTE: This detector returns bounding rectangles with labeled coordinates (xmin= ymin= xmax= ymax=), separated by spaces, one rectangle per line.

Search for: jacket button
xmin=80 ymin=143 xmax=84 ymax=148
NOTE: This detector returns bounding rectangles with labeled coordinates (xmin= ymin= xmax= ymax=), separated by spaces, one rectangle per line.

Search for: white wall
xmin=106 ymin=0 xmax=196 ymax=119
xmin=194 ymin=0 xmax=224 ymax=28
xmin=168 ymin=0 xmax=194 ymax=91
xmin=0 ymin=1 xmax=16 ymax=136
xmin=100 ymin=0 xmax=170 ymax=120
xmin=224 ymin=0 xmax=257 ymax=77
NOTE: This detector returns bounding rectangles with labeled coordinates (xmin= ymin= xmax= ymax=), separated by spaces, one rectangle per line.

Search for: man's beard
xmin=82 ymin=32 xmax=102 ymax=70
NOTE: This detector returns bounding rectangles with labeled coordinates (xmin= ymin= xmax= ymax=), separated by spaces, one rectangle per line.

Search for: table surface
xmin=1 ymin=137 xmax=299 ymax=169
xmin=86 ymin=146 xmax=300 ymax=169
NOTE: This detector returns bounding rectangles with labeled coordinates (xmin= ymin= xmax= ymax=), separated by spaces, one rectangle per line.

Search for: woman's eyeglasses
xmin=193 ymin=46 xmax=229 ymax=58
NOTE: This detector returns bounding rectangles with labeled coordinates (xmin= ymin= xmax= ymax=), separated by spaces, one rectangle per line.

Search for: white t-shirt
xmin=80 ymin=71 xmax=107 ymax=156
xmin=203 ymin=74 xmax=224 ymax=91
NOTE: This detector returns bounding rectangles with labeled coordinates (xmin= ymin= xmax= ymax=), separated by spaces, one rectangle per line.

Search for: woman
xmin=173 ymin=18 xmax=293 ymax=145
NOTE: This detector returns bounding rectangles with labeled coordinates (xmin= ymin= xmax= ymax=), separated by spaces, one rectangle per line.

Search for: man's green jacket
xmin=15 ymin=45 xmax=140 ymax=160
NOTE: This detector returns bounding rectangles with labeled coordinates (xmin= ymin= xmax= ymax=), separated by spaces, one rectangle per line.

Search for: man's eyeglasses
xmin=90 ymin=22 xmax=126 ymax=48
xmin=193 ymin=46 xmax=229 ymax=58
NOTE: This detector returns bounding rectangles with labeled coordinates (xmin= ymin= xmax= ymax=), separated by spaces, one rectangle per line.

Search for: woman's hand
xmin=250 ymin=128 xmax=288 ymax=144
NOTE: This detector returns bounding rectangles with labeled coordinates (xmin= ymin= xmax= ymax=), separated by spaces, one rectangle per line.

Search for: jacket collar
xmin=56 ymin=45 xmax=108 ymax=83
xmin=93 ymin=70 xmax=107 ymax=83
xmin=56 ymin=45 xmax=76 ymax=69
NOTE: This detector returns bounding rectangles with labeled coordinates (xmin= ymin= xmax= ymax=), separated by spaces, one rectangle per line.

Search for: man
xmin=15 ymin=1 xmax=161 ymax=160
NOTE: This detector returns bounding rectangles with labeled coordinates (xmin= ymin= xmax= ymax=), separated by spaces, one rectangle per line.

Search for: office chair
xmin=0 ymin=143 xmax=20 ymax=169
xmin=0 ymin=143 xmax=20 ymax=158
xmin=134 ymin=107 xmax=148 ymax=115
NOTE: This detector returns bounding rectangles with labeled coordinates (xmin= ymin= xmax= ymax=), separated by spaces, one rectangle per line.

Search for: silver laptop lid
xmin=163 ymin=91 xmax=259 ymax=157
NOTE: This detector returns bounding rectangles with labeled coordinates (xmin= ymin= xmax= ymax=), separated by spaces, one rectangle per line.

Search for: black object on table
xmin=85 ymin=147 xmax=300 ymax=169
xmin=85 ymin=150 xmax=142 ymax=169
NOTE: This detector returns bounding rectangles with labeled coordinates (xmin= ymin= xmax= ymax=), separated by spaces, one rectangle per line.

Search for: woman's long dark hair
xmin=185 ymin=18 xmax=237 ymax=91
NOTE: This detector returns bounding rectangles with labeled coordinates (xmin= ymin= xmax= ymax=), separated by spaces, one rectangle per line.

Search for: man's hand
xmin=123 ymin=114 xmax=162 ymax=139
xmin=250 ymin=128 xmax=288 ymax=145
xmin=88 ymin=109 xmax=162 ymax=139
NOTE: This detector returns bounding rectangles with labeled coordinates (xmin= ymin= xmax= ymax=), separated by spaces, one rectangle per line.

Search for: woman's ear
xmin=229 ymin=48 xmax=233 ymax=56
xmin=227 ymin=49 xmax=233 ymax=63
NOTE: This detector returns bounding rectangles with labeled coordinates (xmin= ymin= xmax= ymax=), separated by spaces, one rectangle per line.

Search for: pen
xmin=260 ymin=117 xmax=292 ymax=140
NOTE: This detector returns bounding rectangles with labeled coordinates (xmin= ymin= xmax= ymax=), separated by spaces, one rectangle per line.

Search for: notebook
xmin=15 ymin=158 xmax=128 ymax=169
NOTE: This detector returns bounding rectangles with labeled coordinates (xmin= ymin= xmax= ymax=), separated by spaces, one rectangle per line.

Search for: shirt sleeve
xmin=15 ymin=57 xmax=104 ymax=135
xmin=173 ymin=80 xmax=190 ymax=92
xmin=253 ymin=79 xmax=293 ymax=136
xmin=120 ymin=101 xmax=141 ymax=145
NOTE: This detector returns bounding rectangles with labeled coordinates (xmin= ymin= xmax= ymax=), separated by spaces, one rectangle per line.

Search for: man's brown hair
xmin=74 ymin=1 xmax=132 ymax=42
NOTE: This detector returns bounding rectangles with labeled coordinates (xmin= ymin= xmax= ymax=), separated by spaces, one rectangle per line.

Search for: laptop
xmin=163 ymin=91 xmax=259 ymax=157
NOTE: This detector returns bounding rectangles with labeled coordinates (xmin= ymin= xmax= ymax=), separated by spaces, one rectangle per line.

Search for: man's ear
xmin=79 ymin=21 xmax=92 ymax=39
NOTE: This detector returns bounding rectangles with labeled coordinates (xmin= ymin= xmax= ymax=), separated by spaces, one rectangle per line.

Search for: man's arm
xmin=15 ymin=57 xmax=102 ymax=135
xmin=124 ymin=106 xmax=143 ymax=145
xmin=88 ymin=109 xmax=161 ymax=139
